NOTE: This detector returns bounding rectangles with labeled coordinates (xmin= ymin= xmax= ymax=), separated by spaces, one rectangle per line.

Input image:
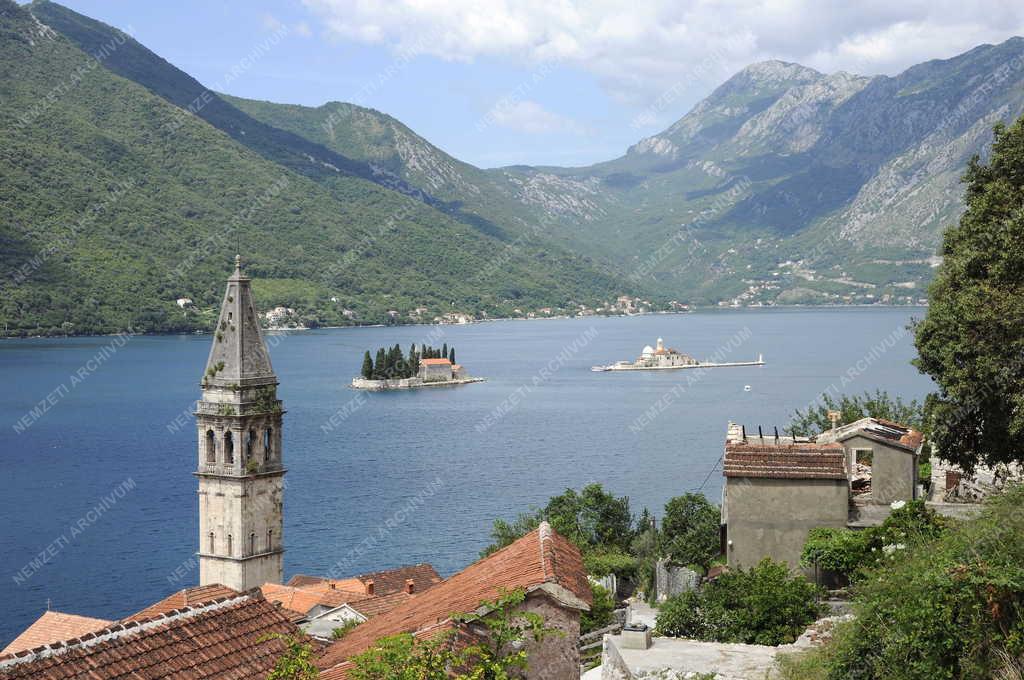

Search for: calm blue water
xmin=0 ymin=309 xmax=931 ymax=643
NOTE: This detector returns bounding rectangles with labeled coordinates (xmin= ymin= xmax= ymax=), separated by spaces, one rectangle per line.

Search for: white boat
xmin=591 ymin=365 xmax=612 ymax=372
xmin=744 ymin=385 xmax=752 ymax=392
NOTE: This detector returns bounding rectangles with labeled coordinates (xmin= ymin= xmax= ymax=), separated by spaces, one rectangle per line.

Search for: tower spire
xmin=195 ymin=259 xmax=285 ymax=591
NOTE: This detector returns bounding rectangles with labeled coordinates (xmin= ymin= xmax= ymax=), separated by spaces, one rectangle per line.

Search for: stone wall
xmin=499 ymin=591 xmax=582 ymax=680
xmin=841 ymin=434 xmax=916 ymax=505
xmin=724 ymin=476 xmax=848 ymax=571
xmin=654 ymin=560 xmax=699 ymax=602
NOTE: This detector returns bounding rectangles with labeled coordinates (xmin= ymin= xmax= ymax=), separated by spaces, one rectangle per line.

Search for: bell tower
xmin=195 ymin=256 xmax=285 ymax=591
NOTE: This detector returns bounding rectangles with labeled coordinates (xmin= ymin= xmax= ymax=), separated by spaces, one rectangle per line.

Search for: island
xmin=592 ymin=337 xmax=765 ymax=371
xmin=352 ymin=343 xmax=485 ymax=390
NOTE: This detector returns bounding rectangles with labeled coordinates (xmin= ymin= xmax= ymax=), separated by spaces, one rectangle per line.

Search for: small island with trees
xmin=351 ymin=342 xmax=484 ymax=390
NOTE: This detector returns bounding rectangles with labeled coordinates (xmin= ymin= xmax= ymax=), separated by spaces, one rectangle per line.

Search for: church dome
xmin=641 ymin=345 xmax=655 ymax=357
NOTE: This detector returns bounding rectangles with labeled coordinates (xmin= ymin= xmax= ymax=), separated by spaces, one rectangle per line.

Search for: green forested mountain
xmin=225 ymin=42 xmax=1024 ymax=307
xmin=0 ymin=1 xmax=634 ymax=336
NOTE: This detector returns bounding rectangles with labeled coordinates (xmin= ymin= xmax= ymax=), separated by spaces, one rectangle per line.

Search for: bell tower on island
xmin=195 ymin=256 xmax=285 ymax=591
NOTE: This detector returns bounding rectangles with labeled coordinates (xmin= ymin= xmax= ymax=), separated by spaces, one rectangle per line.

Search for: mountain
xmin=0 ymin=1 xmax=636 ymax=336
xmin=224 ymin=44 xmax=1024 ymax=307
xmin=6 ymin=0 xmax=1024 ymax=332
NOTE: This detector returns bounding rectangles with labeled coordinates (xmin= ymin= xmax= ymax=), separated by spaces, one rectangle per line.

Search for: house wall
xmin=419 ymin=364 xmax=452 ymax=381
xmin=724 ymin=477 xmax=848 ymax=571
xmin=842 ymin=434 xmax=917 ymax=505
xmin=501 ymin=591 xmax=582 ymax=680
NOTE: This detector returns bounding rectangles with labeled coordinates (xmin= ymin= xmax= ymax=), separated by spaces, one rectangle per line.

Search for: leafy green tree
xmin=482 ymin=484 xmax=633 ymax=557
xmin=661 ymin=493 xmax=721 ymax=570
xmin=789 ymin=390 xmax=923 ymax=437
xmin=655 ymin=559 xmax=824 ymax=645
xmin=361 ymin=351 xmax=373 ymax=379
xmin=264 ymin=635 xmax=319 ymax=680
xmin=914 ymin=118 xmax=1024 ymax=472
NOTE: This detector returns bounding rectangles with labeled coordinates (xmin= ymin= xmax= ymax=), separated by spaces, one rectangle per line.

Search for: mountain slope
xmin=0 ymin=0 xmax=634 ymax=336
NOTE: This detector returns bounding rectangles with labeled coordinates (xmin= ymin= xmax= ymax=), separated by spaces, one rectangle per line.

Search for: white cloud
xmin=484 ymin=100 xmax=585 ymax=135
xmin=300 ymin=0 xmax=1024 ymax=110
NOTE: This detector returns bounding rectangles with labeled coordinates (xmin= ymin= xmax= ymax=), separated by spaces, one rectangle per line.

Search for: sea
xmin=0 ymin=308 xmax=932 ymax=643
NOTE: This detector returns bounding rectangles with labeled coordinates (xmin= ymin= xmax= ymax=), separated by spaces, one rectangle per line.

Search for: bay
xmin=0 ymin=308 xmax=931 ymax=643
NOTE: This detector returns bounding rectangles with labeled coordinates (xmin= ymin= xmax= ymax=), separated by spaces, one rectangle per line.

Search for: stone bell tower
xmin=195 ymin=256 xmax=285 ymax=591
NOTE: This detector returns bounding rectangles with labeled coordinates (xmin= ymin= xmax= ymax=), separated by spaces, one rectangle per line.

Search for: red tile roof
xmin=123 ymin=584 xmax=239 ymax=622
xmin=317 ymin=522 xmax=591 ymax=673
xmin=287 ymin=564 xmax=442 ymax=597
xmin=724 ymin=442 xmax=847 ymax=479
xmin=346 ymin=591 xmax=412 ymax=618
xmin=1 ymin=612 xmax=112 ymax=656
xmin=420 ymin=358 xmax=452 ymax=366
xmin=0 ymin=592 xmax=306 ymax=679
xmin=261 ymin=584 xmax=367 ymax=617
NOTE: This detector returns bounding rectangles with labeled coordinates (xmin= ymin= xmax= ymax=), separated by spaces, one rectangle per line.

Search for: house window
xmin=227 ymin=534 xmax=233 ymax=556
xmin=225 ymin=431 xmax=234 ymax=464
xmin=205 ymin=430 xmax=216 ymax=463
xmin=854 ymin=448 xmax=873 ymax=466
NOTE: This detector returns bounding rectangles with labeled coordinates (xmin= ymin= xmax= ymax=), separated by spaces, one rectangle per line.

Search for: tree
xmin=481 ymin=483 xmax=633 ymax=556
xmin=661 ymin=493 xmax=721 ymax=570
xmin=361 ymin=351 xmax=373 ymax=379
xmin=449 ymin=347 xmax=456 ymax=363
xmin=373 ymin=348 xmax=387 ymax=380
xmin=264 ymin=635 xmax=319 ymax=680
xmin=442 ymin=342 xmax=448 ymax=361
xmin=580 ymin=583 xmax=615 ymax=635
xmin=789 ymin=390 xmax=923 ymax=438
xmin=914 ymin=118 xmax=1024 ymax=472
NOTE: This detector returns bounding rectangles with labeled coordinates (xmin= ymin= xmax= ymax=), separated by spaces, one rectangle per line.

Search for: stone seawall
xmin=351 ymin=377 xmax=485 ymax=391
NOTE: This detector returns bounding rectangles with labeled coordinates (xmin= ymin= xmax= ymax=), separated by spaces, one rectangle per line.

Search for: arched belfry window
xmin=267 ymin=529 xmax=273 ymax=551
xmin=224 ymin=431 xmax=234 ymax=464
xmin=249 ymin=532 xmax=256 ymax=556
xmin=205 ymin=430 xmax=216 ymax=463
xmin=264 ymin=428 xmax=273 ymax=461
xmin=209 ymin=532 xmax=215 ymax=553
xmin=227 ymin=534 xmax=233 ymax=556
xmin=246 ymin=430 xmax=256 ymax=462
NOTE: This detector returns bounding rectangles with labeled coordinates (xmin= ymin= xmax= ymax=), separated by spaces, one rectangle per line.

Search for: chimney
xmin=365 ymin=579 xmax=375 ymax=596
xmin=405 ymin=579 xmax=415 ymax=595
xmin=329 ymin=582 xmax=336 ymax=590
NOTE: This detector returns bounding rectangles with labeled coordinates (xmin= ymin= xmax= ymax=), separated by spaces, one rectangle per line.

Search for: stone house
xmin=721 ymin=426 xmax=849 ymax=571
xmin=316 ymin=522 xmax=593 ymax=679
xmin=815 ymin=417 xmax=924 ymax=505
xmin=720 ymin=418 xmax=924 ymax=572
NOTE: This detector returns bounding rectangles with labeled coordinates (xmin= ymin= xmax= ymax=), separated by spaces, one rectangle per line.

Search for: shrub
xmin=661 ymin=493 xmax=721 ymax=570
xmin=817 ymin=485 xmax=1024 ymax=679
xmin=583 ymin=550 xmax=637 ymax=579
xmin=656 ymin=559 xmax=824 ymax=645
xmin=581 ymin=583 xmax=615 ymax=635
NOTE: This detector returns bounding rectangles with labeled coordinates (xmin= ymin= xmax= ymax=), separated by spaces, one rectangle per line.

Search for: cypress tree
xmin=442 ymin=343 xmax=448 ymax=360
xmin=361 ymin=350 xmax=373 ymax=379
xmin=449 ymin=347 xmax=455 ymax=364
xmin=374 ymin=348 xmax=387 ymax=380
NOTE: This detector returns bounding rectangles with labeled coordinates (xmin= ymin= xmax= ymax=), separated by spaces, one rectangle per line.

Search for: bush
xmin=583 ymin=550 xmax=637 ymax=579
xmin=656 ymin=559 xmax=824 ymax=645
xmin=581 ymin=584 xmax=615 ymax=635
xmin=800 ymin=528 xmax=870 ymax=577
xmin=820 ymin=485 xmax=1024 ymax=679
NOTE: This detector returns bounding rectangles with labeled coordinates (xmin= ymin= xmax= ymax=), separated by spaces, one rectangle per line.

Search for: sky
xmin=48 ymin=1 xmax=1024 ymax=168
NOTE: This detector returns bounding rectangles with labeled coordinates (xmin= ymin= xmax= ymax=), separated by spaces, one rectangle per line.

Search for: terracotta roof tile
xmin=346 ymin=591 xmax=412 ymax=618
xmin=420 ymin=358 xmax=452 ymax=366
xmin=317 ymin=522 xmax=590 ymax=673
xmin=288 ymin=564 xmax=441 ymax=597
xmin=1 ymin=612 xmax=113 ymax=655
xmin=260 ymin=584 xmax=366 ymax=617
xmin=0 ymin=593 xmax=305 ymax=679
xmin=724 ymin=442 xmax=847 ymax=479
xmin=124 ymin=584 xmax=239 ymax=622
